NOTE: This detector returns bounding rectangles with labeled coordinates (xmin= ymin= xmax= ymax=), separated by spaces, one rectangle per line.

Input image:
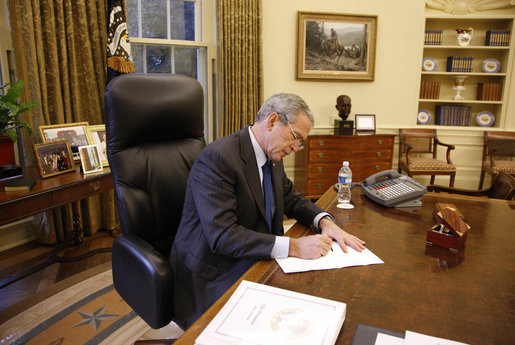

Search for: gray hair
xmin=256 ymin=93 xmax=314 ymax=126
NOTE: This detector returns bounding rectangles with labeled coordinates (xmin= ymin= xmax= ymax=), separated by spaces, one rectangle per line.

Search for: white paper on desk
xmin=375 ymin=333 xmax=405 ymax=345
xmin=276 ymin=242 xmax=384 ymax=273
xmin=405 ymin=331 xmax=470 ymax=345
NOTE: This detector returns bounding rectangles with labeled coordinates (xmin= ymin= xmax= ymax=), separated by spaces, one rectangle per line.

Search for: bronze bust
xmin=335 ymin=95 xmax=351 ymax=121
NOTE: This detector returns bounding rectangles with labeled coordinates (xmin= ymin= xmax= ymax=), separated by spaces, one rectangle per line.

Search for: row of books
xmin=420 ymin=81 xmax=441 ymax=99
xmin=435 ymin=105 xmax=472 ymax=126
xmin=477 ymin=82 xmax=503 ymax=101
xmin=447 ymin=56 xmax=474 ymax=72
xmin=424 ymin=29 xmax=443 ymax=45
xmin=485 ymin=29 xmax=511 ymax=46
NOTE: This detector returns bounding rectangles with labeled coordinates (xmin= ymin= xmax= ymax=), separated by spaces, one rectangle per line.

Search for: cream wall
xmin=262 ymin=0 xmax=515 ymax=190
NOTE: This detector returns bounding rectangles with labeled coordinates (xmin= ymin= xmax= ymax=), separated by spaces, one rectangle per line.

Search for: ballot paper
xmin=195 ymin=280 xmax=346 ymax=345
xmin=276 ymin=242 xmax=384 ymax=273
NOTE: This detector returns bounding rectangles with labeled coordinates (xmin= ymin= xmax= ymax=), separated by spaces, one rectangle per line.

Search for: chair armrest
xmin=427 ymin=184 xmax=486 ymax=196
xmin=435 ymin=138 xmax=455 ymax=164
xmin=112 ymin=234 xmax=174 ymax=329
xmin=404 ymin=142 xmax=413 ymax=165
xmin=434 ymin=137 xmax=455 ymax=149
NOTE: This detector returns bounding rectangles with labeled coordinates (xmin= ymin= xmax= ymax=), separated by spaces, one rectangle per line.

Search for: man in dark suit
xmin=170 ymin=93 xmax=366 ymax=329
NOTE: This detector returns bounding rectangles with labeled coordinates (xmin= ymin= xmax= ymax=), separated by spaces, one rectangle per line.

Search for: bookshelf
xmin=418 ymin=16 xmax=514 ymax=128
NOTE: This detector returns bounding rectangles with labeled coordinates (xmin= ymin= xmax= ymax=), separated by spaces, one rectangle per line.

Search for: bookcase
xmin=418 ymin=16 xmax=514 ymax=129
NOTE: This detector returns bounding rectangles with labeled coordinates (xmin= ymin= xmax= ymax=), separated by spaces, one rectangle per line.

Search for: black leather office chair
xmin=104 ymin=73 xmax=205 ymax=329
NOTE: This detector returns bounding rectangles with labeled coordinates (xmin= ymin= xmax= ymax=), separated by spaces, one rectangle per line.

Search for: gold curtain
xmin=218 ymin=0 xmax=263 ymax=136
xmin=8 ymin=0 xmax=118 ymax=244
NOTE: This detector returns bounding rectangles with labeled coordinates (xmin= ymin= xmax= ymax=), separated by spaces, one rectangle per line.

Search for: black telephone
xmin=361 ymin=170 xmax=427 ymax=207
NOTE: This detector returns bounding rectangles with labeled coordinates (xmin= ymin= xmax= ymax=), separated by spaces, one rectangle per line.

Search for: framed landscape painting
xmin=297 ymin=11 xmax=377 ymax=80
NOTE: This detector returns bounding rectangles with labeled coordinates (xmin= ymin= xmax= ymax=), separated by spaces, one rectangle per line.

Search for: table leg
xmin=71 ymin=200 xmax=83 ymax=246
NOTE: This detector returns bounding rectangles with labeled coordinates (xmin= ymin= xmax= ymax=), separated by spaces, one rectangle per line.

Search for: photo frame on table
xmin=33 ymin=140 xmax=75 ymax=178
xmin=85 ymin=124 xmax=108 ymax=166
xmin=355 ymin=114 xmax=376 ymax=133
xmin=296 ymin=11 xmax=377 ymax=81
xmin=39 ymin=122 xmax=89 ymax=161
xmin=78 ymin=145 xmax=103 ymax=174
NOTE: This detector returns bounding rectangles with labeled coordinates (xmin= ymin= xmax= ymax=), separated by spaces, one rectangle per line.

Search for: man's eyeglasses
xmin=277 ymin=113 xmax=305 ymax=150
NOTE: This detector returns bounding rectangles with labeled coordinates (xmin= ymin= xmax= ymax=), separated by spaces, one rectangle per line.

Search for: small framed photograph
xmin=78 ymin=145 xmax=103 ymax=174
xmin=39 ymin=122 xmax=89 ymax=160
xmin=33 ymin=140 xmax=75 ymax=178
xmin=355 ymin=114 xmax=376 ymax=131
xmin=296 ymin=11 xmax=377 ymax=80
xmin=85 ymin=124 xmax=108 ymax=166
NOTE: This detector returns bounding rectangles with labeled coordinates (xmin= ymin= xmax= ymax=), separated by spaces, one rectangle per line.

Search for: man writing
xmin=170 ymin=93 xmax=365 ymax=329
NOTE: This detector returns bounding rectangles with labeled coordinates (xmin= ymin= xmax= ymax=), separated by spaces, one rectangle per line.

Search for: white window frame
xmin=128 ymin=0 xmax=216 ymax=143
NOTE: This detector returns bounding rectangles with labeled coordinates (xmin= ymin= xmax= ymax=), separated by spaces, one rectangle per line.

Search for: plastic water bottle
xmin=338 ymin=161 xmax=352 ymax=204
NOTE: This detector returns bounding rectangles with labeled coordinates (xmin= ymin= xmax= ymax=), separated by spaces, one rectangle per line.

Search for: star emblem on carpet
xmin=73 ymin=306 xmax=118 ymax=331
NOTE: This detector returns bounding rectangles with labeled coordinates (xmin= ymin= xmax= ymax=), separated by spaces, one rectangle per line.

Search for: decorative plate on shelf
xmin=417 ymin=109 xmax=431 ymax=125
xmin=422 ymin=57 xmax=437 ymax=72
xmin=476 ymin=111 xmax=495 ymax=127
xmin=482 ymin=59 xmax=501 ymax=73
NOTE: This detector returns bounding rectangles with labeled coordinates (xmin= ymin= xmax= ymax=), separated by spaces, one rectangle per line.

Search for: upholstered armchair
xmin=104 ymin=74 xmax=205 ymax=329
xmin=478 ymin=131 xmax=515 ymax=189
xmin=398 ymin=128 xmax=456 ymax=187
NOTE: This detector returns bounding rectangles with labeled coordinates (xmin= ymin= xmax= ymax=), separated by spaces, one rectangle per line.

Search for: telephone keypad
xmin=373 ymin=181 xmax=415 ymax=200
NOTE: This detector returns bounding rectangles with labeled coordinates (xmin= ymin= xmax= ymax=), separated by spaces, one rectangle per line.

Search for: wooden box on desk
xmin=426 ymin=203 xmax=470 ymax=252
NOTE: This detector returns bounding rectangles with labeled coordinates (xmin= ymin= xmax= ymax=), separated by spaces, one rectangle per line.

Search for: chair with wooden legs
xmin=478 ymin=131 xmax=515 ymax=189
xmin=398 ymin=128 xmax=456 ymax=187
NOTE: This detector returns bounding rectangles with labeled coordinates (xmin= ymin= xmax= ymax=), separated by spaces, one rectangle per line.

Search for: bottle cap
xmin=343 ymin=161 xmax=349 ymax=166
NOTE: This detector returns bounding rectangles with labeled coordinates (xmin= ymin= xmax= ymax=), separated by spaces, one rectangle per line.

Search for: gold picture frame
xmin=85 ymin=124 xmax=108 ymax=166
xmin=39 ymin=122 xmax=89 ymax=161
xmin=33 ymin=140 xmax=75 ymax=178
xmin=296 ymin=11 xmax=377 ymax=81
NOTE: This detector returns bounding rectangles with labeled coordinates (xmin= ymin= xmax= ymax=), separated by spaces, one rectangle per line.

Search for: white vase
xmin=456 ymin=27 xmax=473 ymax=46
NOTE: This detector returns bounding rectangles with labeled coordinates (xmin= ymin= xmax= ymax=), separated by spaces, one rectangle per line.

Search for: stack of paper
xmin=195 ymin=280 xmax=346 ymax=345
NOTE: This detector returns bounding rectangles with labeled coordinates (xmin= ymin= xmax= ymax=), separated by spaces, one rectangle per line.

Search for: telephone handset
xmin=361 ymin=170 xmax=427 ymax=207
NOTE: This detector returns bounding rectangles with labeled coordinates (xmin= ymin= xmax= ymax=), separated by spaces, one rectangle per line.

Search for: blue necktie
xmin=262 ymin=161 xmax=273 ymax=232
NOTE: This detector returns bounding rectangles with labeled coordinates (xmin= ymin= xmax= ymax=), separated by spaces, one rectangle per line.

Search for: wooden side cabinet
xmin=305 ymin=134 xmax=395 ymax=199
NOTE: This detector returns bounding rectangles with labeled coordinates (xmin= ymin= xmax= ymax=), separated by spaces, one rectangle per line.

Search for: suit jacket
xmin=169 ymin=126 xmax=325 ymax=329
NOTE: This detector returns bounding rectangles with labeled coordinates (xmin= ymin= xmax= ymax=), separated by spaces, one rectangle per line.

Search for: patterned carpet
xmin=0 ymin=265 xmax=183 ymax=345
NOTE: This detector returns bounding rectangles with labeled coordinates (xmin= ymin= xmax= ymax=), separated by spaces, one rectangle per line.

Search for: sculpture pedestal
xmin=334 ymin=120 xmax=353 ymax=135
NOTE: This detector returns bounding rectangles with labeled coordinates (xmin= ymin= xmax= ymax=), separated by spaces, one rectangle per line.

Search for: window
xmin=126 ymin=0 xmax=216 ymax=142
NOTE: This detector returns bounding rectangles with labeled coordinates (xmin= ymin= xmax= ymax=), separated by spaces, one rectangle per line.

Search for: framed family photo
xmin=85 ymin=124 xmax=108 ymax=166
xmin=39 ymin=122 xmax=90 ymax=161
xmin=78 ymin=145 xmax=103 ymax=174
xmin=33 ymin=140 xmax=75 ymax=178
xmin=296 ymin=11 xmax=377 ymax=80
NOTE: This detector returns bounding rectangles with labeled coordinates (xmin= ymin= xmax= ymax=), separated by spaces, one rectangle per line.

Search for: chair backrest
xmin=487 ymin=172 xmax=515 ymax=200
xmin=483 ymin=131 xmax=515 ymax=162
xmin=399 ymin=128 xmax=437 ymax=158
xmin=105 ymin=73 xmax=205 ymax=257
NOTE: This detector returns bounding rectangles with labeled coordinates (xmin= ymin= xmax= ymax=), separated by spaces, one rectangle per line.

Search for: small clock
xmin=417 ymin=109 xmax=431 ymax=125
xmin=482 ymin=59 xmax=501 ymax=73
xmin=476 ymin=111 xmax=495 ymax=127
xmin=422 ymin=57 xmax=437 ymax=72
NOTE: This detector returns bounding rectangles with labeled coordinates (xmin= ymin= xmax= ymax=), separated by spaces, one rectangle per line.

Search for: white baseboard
xmin=0 ymin=217 xmax=34 ymax=252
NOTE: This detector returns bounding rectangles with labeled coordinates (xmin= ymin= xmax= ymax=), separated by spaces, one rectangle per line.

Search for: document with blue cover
xmin=195 ymin=280 xmax=346 ymax=345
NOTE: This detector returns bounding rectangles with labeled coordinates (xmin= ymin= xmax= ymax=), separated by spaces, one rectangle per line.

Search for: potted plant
xmin=0 ymin=79 xmax=38 ymax=168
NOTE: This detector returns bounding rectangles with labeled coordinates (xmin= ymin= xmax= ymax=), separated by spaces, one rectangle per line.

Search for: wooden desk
xmin=0 ymin=166 xmax=115 ymax=288
xmin=175 ymin=188 xmax=515 ymax=345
